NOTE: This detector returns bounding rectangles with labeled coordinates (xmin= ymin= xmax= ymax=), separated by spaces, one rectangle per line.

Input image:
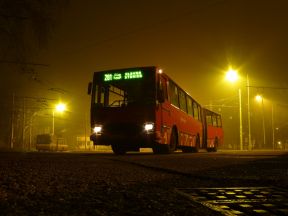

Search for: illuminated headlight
xmin=93 ymin=125 xmax=102 ymax=134
xmin=144 ymin=123 xmax=154 ymax=132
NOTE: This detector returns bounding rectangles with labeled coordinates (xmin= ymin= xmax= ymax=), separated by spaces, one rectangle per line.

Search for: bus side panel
xmin=156 ymin=106 xmax=203 ymax=148
xmin=155 ymin=75 xmax=173 ymax=145
xmin=155 ymin=97 xmax=174 ymax=145
xmin=206 ymin=126 xmax=224 ymax=148
xmin=155 ymin=75 xmax=203 ymax=148
xmin=170 ymin=107 xmax=203 ymax=148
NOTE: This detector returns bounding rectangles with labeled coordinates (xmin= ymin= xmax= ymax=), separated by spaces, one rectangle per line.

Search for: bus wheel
xmin=153 ymin=129 xmax=177 ymax=154
xmin=207 ymin=137 xmax=218 ymax=152
xmin=182 ymin=146 xmax=194 ymax=153
xmin=190 ymin=135 xmax=200 ymax=153
xmin=152 ymin=145 xmax=162 ymax=154
xmin=168 ymin=129 xmax=177 ymax=153
xmin=111 ymin=144 xmax=127 ymax=155
xmin=213 ymin=137 xmax=219 ymax=152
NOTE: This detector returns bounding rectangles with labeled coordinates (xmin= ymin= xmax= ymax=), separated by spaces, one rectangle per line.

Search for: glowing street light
xmin=255 ymin=94 xmax=263 ymax=102
xmin=225 ymin=68 xmax=243 ymax=150
xmin=225 ymin=68 xmax=239 ymax=83
xmin=56 ymin=103 xmax=66 ymax=112
xmin=52 ymin=103 xmax=66 ymax=136
xmin=225 ymin=67 xmax=253 ymax=150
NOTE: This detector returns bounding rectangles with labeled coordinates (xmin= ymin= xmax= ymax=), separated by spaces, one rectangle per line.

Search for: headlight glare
xmin=144 ymin=123 xmax=154 ymax=132
xmin=93 ymin=125 xmax=102 ymax=134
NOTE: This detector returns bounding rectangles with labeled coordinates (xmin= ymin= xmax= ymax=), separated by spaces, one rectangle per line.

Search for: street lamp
xmin=226 ymin=68 xmax=239 ymax=83
xmin=255 ymin=94 xmax=266 ymax=149
xmin=225 ymin=68 xmax=252 ymax=151
xmin=52 ymin=103 xmax=66 ymax=136
xmin=255 ymin=95 xmax=262 ymax=102
xmin=225 ymin=68 xmax=243 ymax=150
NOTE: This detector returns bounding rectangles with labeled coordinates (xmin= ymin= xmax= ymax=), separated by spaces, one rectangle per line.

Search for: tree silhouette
xmin=0 ymin=0 xmax=69 ymax=149
xmin=0 ymin=0 xmax=68 ymax=68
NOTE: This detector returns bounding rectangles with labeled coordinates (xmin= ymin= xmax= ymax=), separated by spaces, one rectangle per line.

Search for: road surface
xmin=0 ymin=150 xmax=287 ymax=215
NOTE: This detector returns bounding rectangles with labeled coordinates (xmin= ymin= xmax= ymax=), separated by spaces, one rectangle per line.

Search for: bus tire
xmin=207 ymin=137 xmax=218 ymax=152
xmin=168 ymin=128 xmax=177 ymax=153
xmin=182 ymin=146 xmax=194 ymax=153
xmin=190 ymin=135 xmax=200 ymax=153
xmin=213 ymin=137 xmax=219 ymax=152
xmin=152 ymin=144 xmax=162 ymax=154
xmin=111 ymin=144 xmax=127 ymax=155
xmin=153 ymin=129 xmax=177 ymax=154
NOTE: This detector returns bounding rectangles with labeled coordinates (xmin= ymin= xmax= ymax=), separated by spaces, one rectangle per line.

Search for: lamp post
xmin=226 ymin=68 xmax=243 ymax=150
xmin=255 ymin=95 xmax=266 ymax=149
xmin=226 ymin=69 xmax=252 ymax=151
xmin=52 ymin=103 xmax=66 ymax=136
xmin=247 ymin=75 xmax=252 ymax=150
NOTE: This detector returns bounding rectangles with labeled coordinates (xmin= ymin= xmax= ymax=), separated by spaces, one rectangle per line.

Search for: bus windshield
xmin=92 ymin=67 xmax=156 ymax=107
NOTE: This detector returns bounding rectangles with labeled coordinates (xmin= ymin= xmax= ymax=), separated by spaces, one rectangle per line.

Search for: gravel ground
xmin=0 ymin=152 xmax=225 ymax=216
xmin=1 ymin=151 xmax=287 ymax=215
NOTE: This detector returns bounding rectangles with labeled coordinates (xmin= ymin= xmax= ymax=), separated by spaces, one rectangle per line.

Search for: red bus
xmin=88 ymin=66 xmax=223 ymax=154
xmin=202 ymin=108 xmax=224 ymax=152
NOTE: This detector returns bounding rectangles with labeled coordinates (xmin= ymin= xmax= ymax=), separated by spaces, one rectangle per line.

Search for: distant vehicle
xmin=36 ymin=134 xmax=68 ymax=152
xmin=88 ymin=66 xmax=223 ymax=154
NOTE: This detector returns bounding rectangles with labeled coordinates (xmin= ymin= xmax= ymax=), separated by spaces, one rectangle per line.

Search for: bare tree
xmin=0 ymin=0 xmax=69 ymax=149
xmin=0 ymin=0 xmax=68 ymax=70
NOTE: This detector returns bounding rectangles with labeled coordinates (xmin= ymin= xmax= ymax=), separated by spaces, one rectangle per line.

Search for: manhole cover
xmin=176 ymin=187 xmax=288 ymax=215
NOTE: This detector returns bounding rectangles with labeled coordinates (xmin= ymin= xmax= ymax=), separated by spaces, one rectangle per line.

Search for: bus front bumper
xmin=90 ymin=132 xmax=157 ymax=148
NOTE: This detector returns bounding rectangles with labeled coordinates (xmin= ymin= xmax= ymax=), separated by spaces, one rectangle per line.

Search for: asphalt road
xmin=0 ymin=150 xmax=287 ymax=215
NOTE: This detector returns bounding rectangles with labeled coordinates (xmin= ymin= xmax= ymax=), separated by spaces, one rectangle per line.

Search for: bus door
xmin=157 ymin=75 xmax=171 ymax=144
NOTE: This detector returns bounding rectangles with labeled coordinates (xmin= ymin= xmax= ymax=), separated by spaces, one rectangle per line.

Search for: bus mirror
xmin=88 ymin=82 xmax=92 ymax=95
xmin=158 ymin=90 xmax=165 ymax=103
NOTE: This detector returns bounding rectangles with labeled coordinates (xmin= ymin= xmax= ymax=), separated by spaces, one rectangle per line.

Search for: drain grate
xmin=176 ymin=187 xmax=288 ymax=215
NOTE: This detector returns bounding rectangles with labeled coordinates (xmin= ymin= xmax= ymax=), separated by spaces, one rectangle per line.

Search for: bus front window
xmin=94 ymin=84 xmax=126 ymax=107
xmin=93 ymin=70 xmax=155 ymax=107
xmin=94 ymin=83 xmax=154 ymax=107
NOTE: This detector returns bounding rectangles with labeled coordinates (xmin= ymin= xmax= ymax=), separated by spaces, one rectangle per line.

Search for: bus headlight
xmin=93 ymin=125 xmax=102 ymax=134
xmin=144 ymin=122 xmax=154 ymax=133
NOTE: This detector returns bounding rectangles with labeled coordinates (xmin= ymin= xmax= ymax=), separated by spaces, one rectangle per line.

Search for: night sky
xmin=1 ymin=0 xmax=288 ymax=145
xmin=37 ymin=0 xmax=288 ymax=104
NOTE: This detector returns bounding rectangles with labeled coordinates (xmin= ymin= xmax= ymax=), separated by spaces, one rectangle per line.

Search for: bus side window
xmin=99 ymin=86 xmax=105 ymax=105
xmin=94 ymin=85 xmax=99 ymax=104
xmin=193 ymin=101 xmax=199 ymax=120
xmin=206 ymin=115 xmax=212 ymax=126
xmin=164 ymin=81 xmax=168 ymax=101
xmin=217 ymin=115 xmax=222 ymax=127
xmin=95 ymin=85 xmax=104 ymax=106
xmin=212 ymin=115 xmax=217 ymax=126
xmin=179 ymin=89 xmax=187 ymax=113
xmin=169 ymin=81 xmax=179 ymax=107
xmin=187 ymin=97 xmax=193 ymax=116
xmin=158 ymin=77 xmax=168 ymax=102
xmin=198 ymin=105 xmax=202 ymax=121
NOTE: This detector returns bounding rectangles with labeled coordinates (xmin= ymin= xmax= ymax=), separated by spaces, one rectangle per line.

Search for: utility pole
xmin=85 ymin=112 xmax=87 ymax=150
xmin=10 ymin=93 xmax=15 ymax=149
xmin=22 ymin=97 xmax=26 ymax=150
xmin=272 ymin=104 xmax=275 ymax=150
xmin=239 ymin=88 xmax=243 ymax=150
xmin=261 ymin=98 xmax=266 ymax=148
xmin=247 ymin=75 xmax=252 ymax=150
